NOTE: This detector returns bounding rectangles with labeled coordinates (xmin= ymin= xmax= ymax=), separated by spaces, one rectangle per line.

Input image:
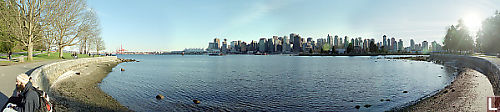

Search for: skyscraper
xmin=422 ymin=41 xmax=429 ymax=52
xmin=410 ymin=39 xmax=415 ymax=51
xmin=292 ymin=33 xmax=301 ymax=53
xmin=334 ymin=35 xmax=339 ymax=47
xmin=391 ymin=37 xmax=396 ymax=51
xmin=258 ymin=38 xmax=267 ymax=53
xmin=398 ymin=39 xmax=403 ymax=51
xmin=383 ymin=35 xmax=387 ymax=48
xmin=327 ymin=34 xmax=333 ymax=46
xmin=214 ymin=38 xmax=220 ymax=49
xmin=282 ymin=36 xmax=290 ymax=52
xmin=344 ymin=36 xmax=349 ymax=49
xmin=221 ymin=39 xmax=228 ymax=53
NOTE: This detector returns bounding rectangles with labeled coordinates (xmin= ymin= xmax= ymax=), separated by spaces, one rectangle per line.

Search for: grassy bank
xmin=30 ymin=52 xmax=100 ymax=60
xmin=0 ymin=52 xmax=102 ymax=66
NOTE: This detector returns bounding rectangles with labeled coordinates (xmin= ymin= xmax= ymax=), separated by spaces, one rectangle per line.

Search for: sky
xmin=87 ymin=0 xmax=500 ymax=52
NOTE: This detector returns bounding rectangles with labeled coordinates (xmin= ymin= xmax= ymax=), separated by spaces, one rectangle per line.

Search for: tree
xmin=369 ymin=41 xmax=378 ymax=53
xmin=443 ymin=19 xmax=474 ymax=52
xmin=322 ymin=44 xmax=330 ymax=54
xmin=46 ymin=0 xmax=92 ymax=58
xmin=0 ymin=0 xmax=46 ymax=61
xmin=93 ymin=36 xmax=105 ymax=54
xmin=78 ymin=8 xmax=99 ymax=54
xmin=346 ymin=43 xmax=354 ymax=53
xmin=477 ymin=11 xmax=500 ymax=53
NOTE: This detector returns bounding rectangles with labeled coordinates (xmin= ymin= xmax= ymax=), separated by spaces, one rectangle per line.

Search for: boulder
xmin=364 ymin=104 xmax=372 ymax=108
xmin=156 ymin=94 xmax=164 ymax=100
xmin=193 ymin=99 xmax=201 ymax=104
xmin=403 ymin=91 xmax=408 ymax=93
xmin=355 ymin=105 xmax=360 ymax=109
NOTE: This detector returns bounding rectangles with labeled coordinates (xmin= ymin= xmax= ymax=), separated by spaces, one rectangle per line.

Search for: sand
xmin=402 ymin=68 xmax=494 ymax=111
xmin=50 ymin=61 xmax=130 ymax=112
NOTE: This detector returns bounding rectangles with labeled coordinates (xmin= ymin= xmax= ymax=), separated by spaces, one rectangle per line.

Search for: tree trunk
xmin=27 ymin=44 xmax=33 ymax=61
xmin=59 ymin=46 xmax=64 ymax=58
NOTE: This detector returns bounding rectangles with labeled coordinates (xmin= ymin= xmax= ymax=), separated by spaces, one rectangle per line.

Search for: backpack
xmin=31 ymin=87 xmax=53 ymax=112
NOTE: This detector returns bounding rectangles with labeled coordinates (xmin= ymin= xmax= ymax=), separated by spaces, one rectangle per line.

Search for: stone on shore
xmin=121 ymin=68 xmax=125 ymax=71
xmin=355 ymin=105 xmax=360 ymax=109
xmin=403 ymin=91 xmax=408 ymax=93
xmin=193 ymin=99 xmax=201 ymax=104
xmin=156 ymin=94 xmax=164 ymax=100
xmin=364 ymin=104 xmax=372 ymax=108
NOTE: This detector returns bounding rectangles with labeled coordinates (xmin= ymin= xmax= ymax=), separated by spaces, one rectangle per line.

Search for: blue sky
xmin=87 ymin=0 xmax=500 ymax=52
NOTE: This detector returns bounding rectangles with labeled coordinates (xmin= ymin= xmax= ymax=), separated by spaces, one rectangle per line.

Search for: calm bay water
xmin=100 ymin=55 xmax=455 ymax=111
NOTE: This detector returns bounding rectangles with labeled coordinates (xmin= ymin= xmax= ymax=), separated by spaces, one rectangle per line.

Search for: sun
xmin=462 ymin=13 xmax=482 ymax=33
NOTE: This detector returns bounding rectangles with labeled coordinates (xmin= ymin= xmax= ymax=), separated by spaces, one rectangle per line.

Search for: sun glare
xmin=463 ymin=13 xmax=482 ymax=33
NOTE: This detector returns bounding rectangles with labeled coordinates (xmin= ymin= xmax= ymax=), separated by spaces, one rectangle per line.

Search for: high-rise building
xmin=387 ymin=39 xmax=391 ymax=49
xmin=327 ymin=34 xmax=333 ymax=46
xmin=221 ymin=39 xmax=228 ymax=53
xmin=344 ymin=36 xmax=349 ymax=49
xmin=258 ymin=38 xmax=267 ymax=53
xmin=334 ymin=35 xmax=339 ymax=47
xmin=398 ymin=39 xmax=403 ymax=51
xmin=267 ymin=38 xmax=274 ymax=53
xmin=339 ymin=38 xmax=343 ymax=48
xmin=391 ymin=37 xmax=396 ymax=51
xmin=292 ymin=33 xmax=301 ymax=53
xmin=282 ymin=36 xmax=290 ymax=52
xmin=383 ymin=35 xmax=387 ymax=48
xmin=422 ymin=41 xmax=429 ymax=51
xmin=410 ymin=39 xmax=415 ymax=51
xmin=214 ymin=38 xmax=220 ymax=49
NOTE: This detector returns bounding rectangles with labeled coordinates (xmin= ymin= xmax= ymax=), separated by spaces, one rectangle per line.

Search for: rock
xmin=403 ymin=91 xmax=408 ymax=93
xmin=355 ymin=105 xmax=360 ymax=109
xmin=193 ymin=99 xmax=201 ymax=104
xmin=364 ymin=104 xmax=372 ymax=108
xmin=121 ymin=68 xmax=125 ymax=71
xmin=451 ymin=89 xmax=455 ymax=92
xmin=438 ymin=75 xmax=442 ymax=77
xmin=136 ymin=61 xmax=140 ymax=62
xmin=75 ymin=72 xmax=81 ymax=75
xmin=385 ymin=99 xmax=390 ymax=101
xmin=380 ymin=99 xmax=384 ymax=101
xmin=156 ymin=94 xmax=164 ymax=100
xmin=443 ymin=90 xmax=448 ymax=93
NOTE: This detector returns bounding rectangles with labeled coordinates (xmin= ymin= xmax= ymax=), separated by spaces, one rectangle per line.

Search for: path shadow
xmin=0 ymin=92 xmax=8 ymax=110
xmin=25 ymin=65 xmax=44 ymax=76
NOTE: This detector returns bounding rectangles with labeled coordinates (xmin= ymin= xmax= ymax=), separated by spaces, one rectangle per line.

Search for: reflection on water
xmin=100 ymin=55 xmax=455 ymax=111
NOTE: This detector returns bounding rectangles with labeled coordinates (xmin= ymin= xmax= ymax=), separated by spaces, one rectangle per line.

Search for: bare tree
xmin=78 ymin=8 xmax=99 ymax=55
xmin=47 ymin=0 xmax=92 ymax=58
xmin=94 ymin=36 xmax=105 ymax=54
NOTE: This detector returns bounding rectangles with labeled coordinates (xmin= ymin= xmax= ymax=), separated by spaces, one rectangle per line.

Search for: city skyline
xmin=87 ymin=0 xmax=500 ymax=52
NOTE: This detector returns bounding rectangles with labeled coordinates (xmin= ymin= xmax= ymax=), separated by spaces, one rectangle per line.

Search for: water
xmin=100 ymin=55 xmax=455 ymax=111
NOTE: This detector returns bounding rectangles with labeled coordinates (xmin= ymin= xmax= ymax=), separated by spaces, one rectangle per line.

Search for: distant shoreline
xmin=155 ymin=53 xmax=430 ymax=56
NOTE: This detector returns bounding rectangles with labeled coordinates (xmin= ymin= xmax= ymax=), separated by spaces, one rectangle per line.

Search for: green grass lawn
xmin=1 ymin=51 xmax=102 ymax=65
xmin=30 ymin=52 xmax=101 ymax=60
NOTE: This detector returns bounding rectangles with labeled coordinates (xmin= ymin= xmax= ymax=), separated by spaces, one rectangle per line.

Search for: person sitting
xmin=2 ymin=74 xmax=40 ymax=112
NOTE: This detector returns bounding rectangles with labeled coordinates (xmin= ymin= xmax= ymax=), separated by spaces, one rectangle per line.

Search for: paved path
xmin=0 ymin=60 xmax=61 ymax=107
